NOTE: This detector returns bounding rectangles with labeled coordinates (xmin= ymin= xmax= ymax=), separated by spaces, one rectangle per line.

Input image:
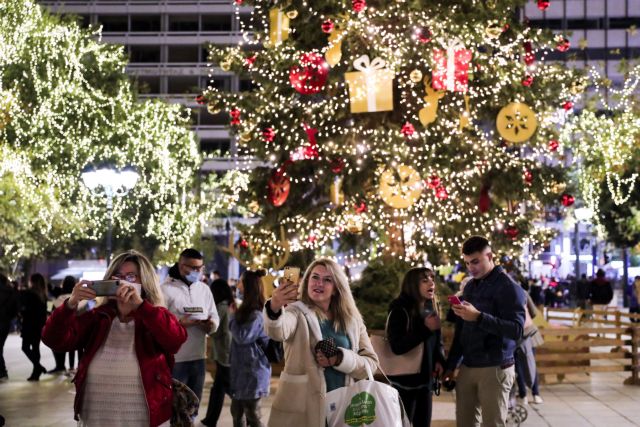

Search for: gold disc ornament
xmin=409 ymin=69 xmax=423 ymax=83
xmin=378 ymin=164 xmax=423 ymax=209
xmin=496 ymin=102 xmax=538 ymax=143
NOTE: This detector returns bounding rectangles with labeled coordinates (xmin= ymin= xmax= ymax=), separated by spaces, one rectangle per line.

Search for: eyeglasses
xmin=114 ymin=272 xmax=138 ymax=282
xmin=180 ymin=263 xmax=204 ymax=272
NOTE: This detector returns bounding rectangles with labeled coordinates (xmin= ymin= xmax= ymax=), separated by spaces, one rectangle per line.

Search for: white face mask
xmin=185 ymin=271 xmax=200 ymax=284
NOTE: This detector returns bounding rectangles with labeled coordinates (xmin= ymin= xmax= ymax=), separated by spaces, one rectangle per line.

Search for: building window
xmin=131 ymin=15 xmax=161 ymax=32
xmin=167 ymin=76 xmax=200 ymax=94
xmin=169 ymin=15 xmax=199 ymax=32
xmin=202 ymin=76 xmax=231 ymax=91
xmin=168 ymin=45 xmax=199 ymax=63
xmin=135 ymin=76 xmax=161 ymax=94
xmin=200 ymin=138 xmax=230 ymax=156
xmin=202 ymin=15 xmax=231 ymax=32
xmin=129 ymin=45 xmax=161 ymax=63
xmin=98 ymin=15 xmax=128 ymax=32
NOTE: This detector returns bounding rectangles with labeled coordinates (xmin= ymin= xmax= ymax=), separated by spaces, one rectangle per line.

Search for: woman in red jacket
xmin=42 ymin=250 xmax=187 ymax=427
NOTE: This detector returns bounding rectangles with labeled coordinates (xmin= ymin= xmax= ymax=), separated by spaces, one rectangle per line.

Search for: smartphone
xmin=448 ymin=295 xmax=462 ymax=306
xmin=283 ymin=266 xmax=300 ymax=284
xmin=85 ymin=280 xmax=120 ymax=296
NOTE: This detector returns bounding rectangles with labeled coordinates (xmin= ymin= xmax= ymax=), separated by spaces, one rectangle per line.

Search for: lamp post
xmin=574 ymin=207 xmax=594 ymax=279
xmin=81 ymin=166 xmax=139 ymax=264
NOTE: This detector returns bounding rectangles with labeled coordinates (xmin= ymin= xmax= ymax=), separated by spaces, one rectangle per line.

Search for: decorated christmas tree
xmin=202 ymin=0 xmax=582 ymax=266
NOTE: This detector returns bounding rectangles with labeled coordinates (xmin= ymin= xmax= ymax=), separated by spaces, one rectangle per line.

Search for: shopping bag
xmin=325 ymin=365 xmax=410 ymax=427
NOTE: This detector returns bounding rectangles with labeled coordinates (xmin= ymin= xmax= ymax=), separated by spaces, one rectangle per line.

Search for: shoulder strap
xmin=385 ymin=307 xmax=411 ymax=336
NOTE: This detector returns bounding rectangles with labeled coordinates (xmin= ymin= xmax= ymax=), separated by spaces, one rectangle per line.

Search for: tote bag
xmin=370 ymin=308 xmax=423 ymax=376
xmin=326 ymin=364 xmax=410 ymax=427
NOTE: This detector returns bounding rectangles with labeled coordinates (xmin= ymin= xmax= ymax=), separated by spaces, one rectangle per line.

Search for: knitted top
xmin=79 ymin=319 xmax=149 ymax=426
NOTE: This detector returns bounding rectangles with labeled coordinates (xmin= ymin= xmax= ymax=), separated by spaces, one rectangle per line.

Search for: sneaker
xmin=532 ymin=394 xmax=544 ymax=404
xmin=516 ymin=396 xmax=528 ymax=405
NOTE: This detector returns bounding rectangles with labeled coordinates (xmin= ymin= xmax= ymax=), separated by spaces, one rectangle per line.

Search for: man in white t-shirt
xmin=162 ymin=248 xmax=219 ymax=409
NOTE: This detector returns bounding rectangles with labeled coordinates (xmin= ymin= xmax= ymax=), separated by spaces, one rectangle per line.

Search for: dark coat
xmin=0 ymin=282 xmax=18 ymax=325
xmin=19 ymin=290 xmax=47 ymax=340
xmin=386 ymin=294 xmax=445 ymax=390
xmin=588 ymin=277 xmax=613 ymax=305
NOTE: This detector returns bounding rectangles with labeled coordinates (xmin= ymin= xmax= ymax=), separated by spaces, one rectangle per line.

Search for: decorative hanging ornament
xmin=561 ymin=193 xmax=575 ymax=207
xmin=286 ymin=10 xmax=299 ymax=19
xmin=195 ymin=95 xmax=206 ymax=105
xmin=537 ymin=0 xmax=550 ymax=10
xmin=207 ymin=102 xmax=221 ymax=115
xmin=330 ymin=176 xmax=345 ymax=206
xmin=238 ymin=238 xmax=249 ymax=249
xmin=245 ymin=54 xmax=257 ymax=68
xmin=523 ymin=41 xmax=535 ymax=66
xmin=496 ymin=102 xmax=538 ymax=143
xmin=426 ymin=175 xmax=441 ymax=190
xmin=378 ymin=165 xmax=423 ymax=209
xmin=478 ymin=185 xmax=491 ymax=213
xmin=485 ymin=24 xmax=503 ymax=40
xmin=267 ymin=170 xmax=291 ymax=207
xmin=523 ymin=170 xmax=534 ymax=185
xmin=345 ymin=213 xmax=364 ymax=234
xmin=432 ymin=39 xmax=473 ymax=92
xmin=321 ymin=19 xmax=334 ymax=33
xmin=435 ymin=186 xmax=449 ymax=200
xmin=220 ymin=59 xmax=232 ymax=71
xmin=416 ymin=27 xmax=432 ymax=43
xmin=419 ymin=78 xmax=445 ymax=126
xmin=290 ymin=124 xmax=320 ymax=161
xmin=345 ymin=55 xmax=394 ymax=113
xmin=330 ymin=158 xmax=345 ymax=174
xmin=354 ymin=201 xmax=367 ymax=213
xmin=326 ymin=29 xmax=344 ymax=67
xmin=401 ymin=122 xmax=415 ymax=138
xmin=555 ymin=36 xmax=570 ymax=52
xmin=504 ymin=225 xmax=519 ymax=240
xmin=230 ymin=108 xmax=241 ymax=125
xmin=563 ymin=100 xmax=574 ymax=111
xmin=262 ymin=127 xmax=276 ymax=143
xmin=522 ymin=75 xmax=534 ymax=87
xmin=289 ymin=52 xmax=329 ymax=95
xmin=409 ymin=69 xmax=423 ymax=83
xmin=269 ymin=8 xmax=290 ymax=46
xmin=352 ymin=0 xmax=366 ymax=13
xmin=570 ymin=79 xmax=587 ymax=95
xmin=548 ymin=139 xmax=559 ymax=151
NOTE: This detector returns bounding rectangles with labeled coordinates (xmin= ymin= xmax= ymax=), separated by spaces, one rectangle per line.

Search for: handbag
xmin=260 ymin=338 xmax=284 ymax=364
xmin=325 ymin=364 xmax=410 ymax=427
xmin=170 ymin=378 xmax=199 ymax=427
xmin=370 ymin=308 xmax=424 ymax=376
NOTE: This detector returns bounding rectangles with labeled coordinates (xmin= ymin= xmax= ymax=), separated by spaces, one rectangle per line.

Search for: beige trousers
xmin=455 ymin=365 xmax=515 ymax=427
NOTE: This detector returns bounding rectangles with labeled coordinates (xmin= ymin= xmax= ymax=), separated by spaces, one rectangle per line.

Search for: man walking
xmin=162 ymin=248 xmax=219 ymax=408
xmin=0 ymin=273 xmax=19 ymax=381
xmin=445 ymin=236 xmax=525 ymax=427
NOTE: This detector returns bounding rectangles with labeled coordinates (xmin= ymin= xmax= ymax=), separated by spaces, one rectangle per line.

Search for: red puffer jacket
xmin=42 ymin=300 xmax=187 ymax=427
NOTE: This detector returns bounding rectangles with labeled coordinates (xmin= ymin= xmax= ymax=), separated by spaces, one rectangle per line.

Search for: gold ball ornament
xmin=240 ymin=132 xmax=252 ymax=142
xmin=220 ymin=60 xmax=232 ymax=72
xmin=496 ymin=102 xmax=538 ymax=143
xmin=207 ymin=102 xmax=221 ymax=115
xmin=345 ymin=213 xmax=364 ymax=234
xmin=409 ymin=69 xmax=423 ymax=83
xmin=570 ymin=79 xmax=587 ymax=95
xmin=248 ymin=200 xmax=261 ymax=213
xmin=551 ymin=181 xmax=567 ymax=194
xmin=286 ymin=10 xmax=299 ymax=19
xmin=485 ymin=24 xmax=503 ymax=40
xmin=378 ymin=164 xmax=423 ymax=209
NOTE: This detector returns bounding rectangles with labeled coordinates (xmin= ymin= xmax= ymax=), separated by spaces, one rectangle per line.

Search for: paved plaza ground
xmin=1 ymin=333 xmax=640 ymax=426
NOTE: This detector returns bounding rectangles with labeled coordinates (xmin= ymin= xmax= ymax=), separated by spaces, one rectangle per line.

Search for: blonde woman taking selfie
xmin=42 ymin=250 xmax=187 ymax=427
xmin=263 ymin=258 xmax=378 ymax=427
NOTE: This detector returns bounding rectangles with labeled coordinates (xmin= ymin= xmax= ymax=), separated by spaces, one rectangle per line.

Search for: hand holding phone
xmin=283 ymin=266 xmax=300 ymax=284
xmin=448 ymin=295 xmax=462 ymax=306
xmin=85 ymin=280 xmax=121 ymax=297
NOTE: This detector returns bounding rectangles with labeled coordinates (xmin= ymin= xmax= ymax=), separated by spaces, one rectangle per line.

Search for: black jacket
xmin=19 ymin=290 xmax=47 ymax=340
xmin=0 ymin=283 xmax=19 ymax=325
xmin=446 ymin=266 xmax=526 ymax=370
xmin=386 ymin=294 xmax=445 ymax=390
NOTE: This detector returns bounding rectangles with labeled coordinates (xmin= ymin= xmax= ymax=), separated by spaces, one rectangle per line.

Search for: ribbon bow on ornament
xmin=352 ymin=55 xmax=387 ymax=74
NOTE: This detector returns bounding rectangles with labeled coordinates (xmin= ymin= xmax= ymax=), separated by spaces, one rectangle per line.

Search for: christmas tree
xmin=202 ymin=0 xmax=582 ymax=266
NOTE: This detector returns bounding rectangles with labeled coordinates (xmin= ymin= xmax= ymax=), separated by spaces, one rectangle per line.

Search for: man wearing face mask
xmin=162 ymin=248 xmax=219 ymax=412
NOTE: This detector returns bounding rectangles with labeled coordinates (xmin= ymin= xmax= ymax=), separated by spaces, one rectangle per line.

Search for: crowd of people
xmin=4 ymin=236 xmax=635 ymax=426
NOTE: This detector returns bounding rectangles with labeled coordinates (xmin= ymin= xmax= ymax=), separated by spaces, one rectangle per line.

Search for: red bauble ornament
xmin=230 ymin=108 xmax=241 ymax=125
xmin=427 ymin=175 xmax=441 ymax=190
xmin=234 ymin=0 xmax=243 ymax=4
xmin=321 ymin=19 xmax=334 ymax=34
xmin=523 ymin=41 xmax=535 ymax=66
xmin=289 ymin=52 xmax=329 ymax=95
xmin=354 ymin=202 xmax=367 ymax=213
xmin=239 ymin=238 xmax=249 ymax=249
xmin=504 ymin=225 xmax=519 ymax=240
xmin=435 ymin=186 xmax=449 ymax=200
xmin=330 ymin=158 xmax=345 ymax=174
xmin=548 ymin=139 xmax=559 ymax=151
xmin=478 ymin=186 xmax=491 ymax=213
xmin=537 ymin=0 xmax=550 ymax=10
xmin=245 ymin=54 xmax=257 ymax=67
xmin=523 ymin=170 xmax=533 ymax=185
xmin=262 ymin=127 xmax=276 ymax=143
xmin=267 ymin=171 xmax=291 ymax=207
xmin=522 ymin=75 xmax=534 ymax=87
xmin=417 ymin=27 xmax=432 ymax=43
xmin=307 ymin=235 xmax=317 ymax=243
xmin=352 ymin=0 xmax=366 ymax=13
xmin=401 ymin=122 xmax=415 ymax=137
xmin=561 ymin=193 xmax=575 ymax=207
xmin=195 ymin=95 xmax=206 ymax=105
xmin=563 ymin=100 xmax=574 ymax=110
xmin=556 ymin=37 xmax=570 ymax=52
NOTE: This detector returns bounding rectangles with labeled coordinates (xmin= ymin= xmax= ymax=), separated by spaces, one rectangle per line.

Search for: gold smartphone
xmin=282 ymin=266 xmax=300 ymax=284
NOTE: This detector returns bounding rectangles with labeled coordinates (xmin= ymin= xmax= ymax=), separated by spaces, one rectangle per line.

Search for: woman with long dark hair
xmin=201 ymin=278 xmax=235 ymax=426
xmin=20 ymin=273 xmax=49 ymax=381
xmin=387 ymin=267 xmax=445 ymax=427
xmin=229 ymin=269 xmax=271 ymax=427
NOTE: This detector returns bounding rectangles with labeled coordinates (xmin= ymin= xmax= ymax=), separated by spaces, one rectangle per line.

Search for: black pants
xmin=397 ymin=387 xmax=433 ymax=427
xmin=21 ymin=335 xmax=42 ymax=374
xmin=202 ymin=364 xmax=230 ymax=425
xmin=0 ymin=323 xmax=10 ymax=376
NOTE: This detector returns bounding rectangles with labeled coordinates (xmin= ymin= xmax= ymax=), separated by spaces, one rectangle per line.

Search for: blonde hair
xmin=299 ymin=258 xmax=362 ymax=332
xmin=98 ymin=249 xmax=165 ymax=307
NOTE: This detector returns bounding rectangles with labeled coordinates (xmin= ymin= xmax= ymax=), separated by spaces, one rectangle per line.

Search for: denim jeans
xmin=173 ymin=359 xmax=206 ymax=413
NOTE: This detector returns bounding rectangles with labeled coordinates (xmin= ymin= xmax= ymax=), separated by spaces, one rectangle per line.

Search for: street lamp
xmin=574 ymin=207 xmax=594 ymax=279
xmin=81 ymin=166 xmax=139 ymax=264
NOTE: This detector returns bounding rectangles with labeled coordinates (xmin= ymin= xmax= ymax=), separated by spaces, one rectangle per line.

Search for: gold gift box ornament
xmin=269 ymin=8 xmax=290 ymax=46
xmin=345 ymin=55 xmax=394 ymax=114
